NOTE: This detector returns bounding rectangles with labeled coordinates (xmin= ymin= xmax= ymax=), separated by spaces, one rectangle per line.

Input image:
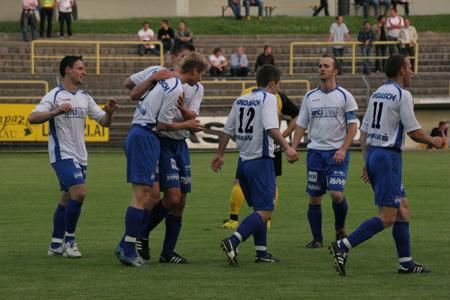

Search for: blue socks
xmin=230 ymin=211 xmax=264 ymax=248
xmin=161 ymin=214 xmax=182 ymax=258
xmin=332 ymin=198 xmax=348 ymax=232
xmin=123 ymin=206 xmax=146 ymax=257
xmin=253 ymin=221 xmax=268 ymax=258
xmin=340 ymin=217 xmax=385 ymax=252
xmin=393 ymin=221 xmax=414 ymax=268
xmin=51 ymin=203 xmax=66 ymax=248
xmin=307 ymin=204 xmax=322 ymax=242
xmin=64 ymin=199 xmax=83 ymax=243
xmin=141 ymin=201 xmax=169 ymax=238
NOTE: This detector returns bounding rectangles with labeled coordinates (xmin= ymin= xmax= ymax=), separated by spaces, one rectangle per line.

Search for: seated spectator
xmin=313 ymin=0 xmax=329 ymax=17
xmin=230 ymin=46 xmax=250 ymax=77
xmin=158 ymin=19 xmax=175 ymax=53
xmin=429 ymin=121 xmax=448 ymax=149
xmin=209 ymin=48 xmax=228 ymax=76
xmin=244 ymin=0 xmax=263 ymax=20
xmin=398 ymin=18 xmax=418 ymax=71
xmin=138 ymin=21 xmax=159 ymax=56
xmin=393 ymin=0 xmax=409 ymax=16
xmin=255 ymin=45 xmax=275 ymax=72
xmin=174 ymin=20 xmax=194 ymax=45
xmin=357 ymin=20 xmax=375 ymax=75
xmin=57 ymin=0 xmax=74 ymax=38
xmin=228 ymin=0 xmax=242 ymax=20
xmin=21 ymin=0 xmax=39 ymax=42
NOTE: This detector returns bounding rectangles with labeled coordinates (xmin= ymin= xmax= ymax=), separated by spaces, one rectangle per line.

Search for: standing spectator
xmin=137 ymin=21 xmax=159 ymax=56
xmin=373 ymin=15 xmax=388 ymax=73
xmin=39 ymin=0 xmax=55 ymax=38
xmin=209 ymin=48 xmax=228 ymax=77
xmin=386 ymin=8 xmax=404 ymax=55
xmin=228 ymin=0 xmax=242 ymax=20
xmin=379 ymin=0 xmax=392 ymax=16
xmin=393 ymin=0 xmax=409 ymax=16
xmin=158 ymin=19 xmax=175 ymax=53
xmin=358 ymin=20 xmax=376 ymax=75
xmin=57 ymin=0 xmax=73 ymax=38
xmin=255 ymin=45 xmax=275 ymax=72
xmin=174 ymin=20 xmax=194 ymax=46
xmin=430 ymin=121 xmax=448 ymax=149
xmin=230 ymin=46 xmax=250 ymax=77
xmin=21 ymin=0 xmax=38 ymax=42
xmin=244 ymin=0 xmax=264 ymax=20
xmin=398 ymin=18 xmax=418 ymax=71
xmin=328 ymin=16 xmax=351 ymax=73
xmin=313 ymin=0 xmax=329 ymax=16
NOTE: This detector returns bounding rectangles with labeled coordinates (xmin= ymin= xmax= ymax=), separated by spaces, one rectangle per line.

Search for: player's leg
xmin=223 ymin=177 xmax=244 ymax=229
xmin=47 ymin=191 xmax=70 ymax=256
xmin=267 ymin=148 xmax=282 ymax=229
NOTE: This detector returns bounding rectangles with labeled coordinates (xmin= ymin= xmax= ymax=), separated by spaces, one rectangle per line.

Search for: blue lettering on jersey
xmin=236 ymin=99 xmax=261 ymax=107
xmin=158 ymin=79 xmax=170 ymax=92
xmin=372 ymin=92 xmax=397 ymax=101
xmin=65 ymin=107 xmax=87 ymax=119
xmin=311 ymin=107 xmax=338 ymax=118
xmin=368 ymin=133 xmax=389 ymax=141
xmin=236 ymin=135 xmax=253 ymax=141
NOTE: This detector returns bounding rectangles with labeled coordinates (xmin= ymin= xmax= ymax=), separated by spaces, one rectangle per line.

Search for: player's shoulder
xmin=158 ymin=77 xmax=182 ymax=94
xmin=304 ymin=87 xmax=321 ymax=100
xmin=183 ymin=82 xmax=203 ymax=94
xmin=335 ymin=85 xmax=354 ymax=100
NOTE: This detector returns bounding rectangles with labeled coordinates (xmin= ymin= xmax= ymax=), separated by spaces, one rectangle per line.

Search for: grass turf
xmin=0 ymin=151 xmax=449 ymax=299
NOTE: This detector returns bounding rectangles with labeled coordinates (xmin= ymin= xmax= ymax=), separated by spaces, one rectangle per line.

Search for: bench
xmin=221 ymin=3 xmax=276 ymax=17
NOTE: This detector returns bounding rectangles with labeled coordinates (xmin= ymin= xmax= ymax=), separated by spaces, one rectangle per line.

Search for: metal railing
xmin=31 ymin=40 xmax=164 ymax=75
xmin=289 ymin=41 xmax=419 ymax=75
xmin=0 ymin=80 xmax=49 ymax=100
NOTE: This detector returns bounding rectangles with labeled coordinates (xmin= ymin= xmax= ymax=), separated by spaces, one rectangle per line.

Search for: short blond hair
xmin=179 ymin=52 xmax=209 ymax=74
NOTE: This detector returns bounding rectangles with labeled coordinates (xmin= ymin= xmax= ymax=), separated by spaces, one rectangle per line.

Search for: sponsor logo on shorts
xmin=307 ymin=184 xmax=321 ymax=191
xmin=332 ymin=170 xmax=346 ymax=177
xmin=73 ymin=171 xmax=83 ymax=179
xmin=170 ymin=158 xmax=180 ymax=171
xmin=329 ymin=177 xmax=346 ymax=186
xmin=180 ymin=176 xmax=191 ymax=185
xmin=394 ymin=197 xmax=402 ymax=205
xmin=308 ymin=171 xmax=318 ymax=183
xmin=166 ymin=174 xmax=179 ymax=181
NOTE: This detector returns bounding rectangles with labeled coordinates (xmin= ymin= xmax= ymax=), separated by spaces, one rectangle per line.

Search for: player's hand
xmin=431 ymin=136 xmax=444 ymax=149
xmin=186 ymin=119 xmax=204 ymax=132
xmin=332 ymin=148 xmax=346 ymax=165
xmin=211 ymin=154 xmax=224 ymax=172
xmin=361 ymin=164 xmax=370 ymax=183
xmin=104 ymin=99 xmax=119 ymax=114
xmin=55 ymin=102 xmax=73 ymax=115
xmin=285 ymin=146 xmax=298 ymax=163
xmin=152 ymin=69 xmax=177 ymax=82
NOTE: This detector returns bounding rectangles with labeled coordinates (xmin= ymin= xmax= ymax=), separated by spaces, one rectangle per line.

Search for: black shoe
xmin=136 ymin=238 xmax=150 ymax=262
xmin=255 ymin=252 xmax=280 ymax=263
xmin=398 ymin=263 xmax=431 ymax=274
xmin=329 ymin=242 xmax=347 ymax=276
xmin=159 ymin=252 xmax=189 ymax=264
xmin=305 ymin=240 xmax=323 ymax=248
xmin=220 ymin=238 xmax=238 ymax=266
xmin=336 ymin=230 xmax=347 ymax=241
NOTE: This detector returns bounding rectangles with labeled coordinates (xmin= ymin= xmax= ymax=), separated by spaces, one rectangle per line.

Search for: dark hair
xmin=59 ymin=55 xmax=82 ymax=77
xmin=213 ymin=47 xmax=222 ymax=55
xmin=322 ymin=54 xmax=340 ymax=72
xmin=161 ymin=19 xmax=169 ymax=25
xmin=439 ymin=121 xmax=447 ymax=127
xmin=143 ymin=21 xmax=149 ymax=26
xmin=377 ymin=15 xmax=384 ymax=22
xmin=263 ymin=45 xmax=271 ymax=51
xmin=363 ymin=20 xmax=370 ymax=26
xmin=256 ymin=64 xmax=281 ymax=88
xmin=385 ymin=54 xmax=406 ymax=78
xmin=170 ymin=42 xmax=195 ymax=56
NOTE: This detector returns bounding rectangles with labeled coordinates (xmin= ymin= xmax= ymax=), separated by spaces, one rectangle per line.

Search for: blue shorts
xmin=237 ymin=157 xmax=276 ymax=211
xmin=306 ymin=149 xmax=350 ymax=197
xmin=159 ymin=138 xmax=191 ymax=193
xmin=125 ymin=124 xmax=160 ymax=186
xmin=51 ymin=159 xmax=87 ymax=191
xmin=366 ymin=147 xmax=405 ymax=208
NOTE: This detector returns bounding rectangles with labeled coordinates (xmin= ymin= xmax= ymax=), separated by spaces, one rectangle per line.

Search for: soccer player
xmin=122 ymin=43 xmax=204 ymax=264
xmin=222 ymin=89 xmax=299 ymax=229
xmin=291 ymin=54 xmax=358 ymax=248
xmin=329 ymin=54 xmax=443 ymax=276
xmin=211 ymin=65 xmax=298 ymax=265
xmin=116 ymin=53 xmax=208 ymax=267
xmin=28 ymin=55 xmax=118 ymax=258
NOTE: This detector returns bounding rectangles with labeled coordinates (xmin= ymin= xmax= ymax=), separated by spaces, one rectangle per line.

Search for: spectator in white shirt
xmin=398 ymin=18 xmax=418 ymax=70
xmin=57 ymin=0 xmax=73 ymax=37
xmin=138 ymin=21 xmax=160 ymax=56
xmin=21 ymin=0 xmax=39 ymax=41
xmin=209 ymin=48 xmax=228 ymax=77
xmin=386 ymin=8 xmax=404 ymax=55
xmin=328 ymin=16 xmax=351 ymax=74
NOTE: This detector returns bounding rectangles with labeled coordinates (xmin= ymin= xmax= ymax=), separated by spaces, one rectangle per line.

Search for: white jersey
xmin=223 ymin=88 xmax=279 ymax=161
xmin=360 ymin=80 xmax=421 ymax=150
xmin=32 ymin=86 xmax=106 ymax=165
xmin=297 ymin=85 xmax=358 ymax=150
xmin=130 ymin=65 xmax=204 ymax=139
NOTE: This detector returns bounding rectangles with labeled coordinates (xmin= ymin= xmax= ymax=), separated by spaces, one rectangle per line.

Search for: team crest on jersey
xmin=308 ymin=171 xmax=318 ymax=183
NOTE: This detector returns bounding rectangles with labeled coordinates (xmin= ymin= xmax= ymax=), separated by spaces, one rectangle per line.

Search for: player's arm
xmin=129 ymin=69 xmax=177 ymax=101
xmin=268 ymin=128 xmax=298 ymax=163
xmin=211 ymin=132 xmax=232 ymax=172
xmin=359 ymin=129 xmax=370 ymax=183
xmin=408 ymin=129 xmax=443 ymax=149
xmin=291 ymin=93 xmax=309 ymax=149
xmin=279 ymin=92 xmax=300 ymax=138
xmin=28 ymin=102 xmax=72 ymax=124
xmin=291 ymin=125 xmax=306 ymax=150
xmin=333 ymin=121 xmax=357 ymax=164
xmin=98 ymin=99 xmax=118 ymax=127
xmin=282 ymin=117 xmax=298 ymax=138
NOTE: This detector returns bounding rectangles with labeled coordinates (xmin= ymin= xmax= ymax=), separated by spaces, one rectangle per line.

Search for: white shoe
xmin=63 ymin=241 xmax=82 ymax=258
xmin=47 ymin=245 xmax=64 ymax=256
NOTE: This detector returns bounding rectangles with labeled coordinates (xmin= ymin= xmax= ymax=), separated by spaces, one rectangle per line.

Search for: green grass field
xmin=0 ymin=151 xmax=449 ymax=299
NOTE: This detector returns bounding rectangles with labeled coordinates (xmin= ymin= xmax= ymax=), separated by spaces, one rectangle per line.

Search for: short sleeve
xmin=360 ymin=110 xmax=369 ymax=133
xmin=32 ymin=93 xmax=54 ymax=113
xmin=344 ymin=91 xmax=359 ymax=124
xmin=296 ymin=93 xmax=310 ymax=128
xmin=223 ymin=104 xmax=237 ymax=137
xmin=87 ymin=95 xmax=106 ymax=122
xmin=261 ymin=94 xmax=279 ymax=130
xmin=157 ymin=79 xmax=182 ymax=124
xmin=130 ymin=66 xmax=162 ymax=85
xmin=399 ymin=91 xmax=421 ymax=133
xmin=188 ymin=84 xmax=203 ymax=116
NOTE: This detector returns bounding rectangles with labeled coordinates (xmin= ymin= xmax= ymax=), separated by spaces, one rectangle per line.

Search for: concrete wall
xmin=2 ymin=0 xmax=450 ymax=21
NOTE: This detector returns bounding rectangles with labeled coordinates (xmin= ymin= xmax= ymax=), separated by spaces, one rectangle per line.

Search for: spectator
xmin=328 ymin=16 xmax=351 ymax=73
xmin=386 ymin=8 xmax=404 ymax=55
xmin=157 ymin=19 xmax=175 ymax=53
xmin=244 ymin=0 xmax=264 ymax=20
xmin=230 ymin=46 xmax=250 ymax=77
xmin=313 ymin=0 xmax=329 ymax=16
xmin=137 ymin=21 xmax=159 ymax=56
xmin=57 ymin=0 xmax=74 ymax=38
xmin=398 ymin=18 xmax=418 ymax=71
xmin=174 ymin=20 xmax=194 ymax=45
xmin=430 ymin=121 xmax=448 ymax=149
xmin=393 ymin=0 xmax=409 ymax=16
xmin=379 ymin=0 xmax=392 ymax=16
xmin=254 ymin=45 xmax=275 ymax=72
xmin=21 ymin=0 xmax=38 ymax=42
xmin=39 ymin=0 xmax=55 ymax=38
xmin=209 ymin=48 xmax=228 ymax=76
xmin=358 ymin=20 xmax=376 ymax=75
xmin=228 ymin=0 xmax=242 ymax=20
xmin=373 ymin=15 xmax=388 ymax=73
